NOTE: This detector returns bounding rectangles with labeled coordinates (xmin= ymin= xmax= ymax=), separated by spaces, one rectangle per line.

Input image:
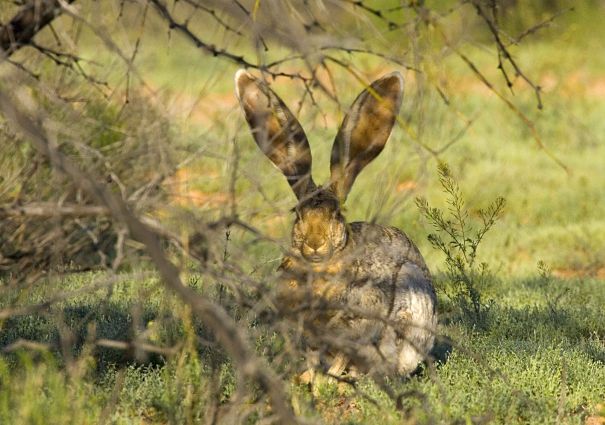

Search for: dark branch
xmin=0 ymin=0 xmax=76 ymax=57
xmin=147 ymin=0 xmax=311 ymax=82
xmin=0 ymin=202 xmax=109 ymax=218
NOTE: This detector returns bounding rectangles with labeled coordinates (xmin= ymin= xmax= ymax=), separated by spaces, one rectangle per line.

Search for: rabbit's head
xmin=235 ymin=70 xmax=403 ymax=262
xmin=290 ymin=188 xmax=346 ymax=263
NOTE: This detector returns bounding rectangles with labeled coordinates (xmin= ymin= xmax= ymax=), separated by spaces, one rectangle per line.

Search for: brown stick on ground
xmin=0 ymin=0 xmax=76 ymax=56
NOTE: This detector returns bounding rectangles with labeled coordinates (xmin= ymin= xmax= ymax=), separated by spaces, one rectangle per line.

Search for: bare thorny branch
xmin=1 ymin=1 xmax=570 ymax=168
xmin=0 ymin=0 xmax=76 ymax=56
xmin=407 ymin=2 xmax=570 ymax=173
xmin=0 ymin=91 xmax=300 ymax=424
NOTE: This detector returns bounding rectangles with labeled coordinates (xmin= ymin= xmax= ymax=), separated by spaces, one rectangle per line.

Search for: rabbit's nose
xmin=302 ymin=243 xmax=324 ymax=262
xmin=302 ymin=239 xmax=329 ymax=262
xmin=305 ymin=236 xmax=324 ymax=251
xmin=303 ymin=243 xmax=319 ymax=255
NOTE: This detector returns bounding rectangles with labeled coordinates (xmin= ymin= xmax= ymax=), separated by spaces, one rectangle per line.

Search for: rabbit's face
xmin=292 ymin=194 xmax=347 ymax=263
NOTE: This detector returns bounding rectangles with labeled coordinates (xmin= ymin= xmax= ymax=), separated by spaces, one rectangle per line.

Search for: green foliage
xmin=0 ymin=353 xmax=102 ymax=425
xmin=416 ymin=163 xmax=505 ymax=325
xmin=1 ymin=271 xmax=604 ymax=424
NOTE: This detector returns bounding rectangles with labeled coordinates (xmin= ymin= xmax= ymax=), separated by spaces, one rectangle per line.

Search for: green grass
xmin=2 ymin=273 xmax=603 ymax=423
xmin=1 ymin=2 xmax=605 ymax=424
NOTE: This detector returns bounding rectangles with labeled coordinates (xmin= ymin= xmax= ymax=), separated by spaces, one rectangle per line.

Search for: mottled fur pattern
xmin=235 ymin=70 xmax=437 ymax=377
xmin=280 ymin=207 xmax=437 ymax=376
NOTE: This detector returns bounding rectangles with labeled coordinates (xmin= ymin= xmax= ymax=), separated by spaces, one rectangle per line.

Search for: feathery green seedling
xmin=416 ymin=163 xmax=505 ymax=326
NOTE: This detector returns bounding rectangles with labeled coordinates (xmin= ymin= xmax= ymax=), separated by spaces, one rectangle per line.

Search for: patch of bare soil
xmin=166 ymin=167 xmax=229 ymax=209
xmin=586 ymin=403 xmax=605 ymax=425
xmin=552 ymin=266 xmax=605 ymax=280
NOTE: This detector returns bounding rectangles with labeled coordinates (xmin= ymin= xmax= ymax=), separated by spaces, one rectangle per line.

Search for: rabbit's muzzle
xmin=301 ymin=239 xmax=331 ymax=263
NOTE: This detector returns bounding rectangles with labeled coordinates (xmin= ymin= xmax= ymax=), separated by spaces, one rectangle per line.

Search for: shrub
xmin=416 ymin=163 xmax=505 ymax=326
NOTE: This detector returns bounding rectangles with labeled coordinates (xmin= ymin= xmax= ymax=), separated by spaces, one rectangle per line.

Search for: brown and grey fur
xmin=235 ymin=70 xmax=437 ymax=377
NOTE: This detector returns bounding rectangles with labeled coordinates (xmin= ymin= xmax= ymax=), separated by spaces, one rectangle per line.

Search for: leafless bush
xmin=0 ymin=75 xmax=177 ymax=279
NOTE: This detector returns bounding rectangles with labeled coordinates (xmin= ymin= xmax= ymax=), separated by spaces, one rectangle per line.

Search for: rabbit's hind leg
xmin=297 ymin=349 xmax=320 ymax=385
xmin=327 ymin=352 xmax=348 ymax=378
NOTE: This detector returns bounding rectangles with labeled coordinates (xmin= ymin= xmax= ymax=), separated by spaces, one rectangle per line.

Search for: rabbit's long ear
xmin=235 ymin=70 xmax=316 ymax=200
xmin=330 ymin=72 xmax=404 ymax=203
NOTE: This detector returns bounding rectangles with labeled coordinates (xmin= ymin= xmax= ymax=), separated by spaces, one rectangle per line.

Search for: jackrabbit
xmin=235 ymin=70 xmax=437 ymax=377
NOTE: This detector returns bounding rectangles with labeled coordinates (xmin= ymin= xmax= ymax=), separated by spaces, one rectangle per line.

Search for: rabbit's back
xmin=343 ymin=222 xmax=437 ymax=375
xmin=346 ymin=222 xmax=431 ymax=281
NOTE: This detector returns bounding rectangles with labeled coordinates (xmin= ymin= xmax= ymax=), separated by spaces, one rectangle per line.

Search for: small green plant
xmin=416 ymin=163 xmax=505 ymax=325
xmin=535 ymin=260 xmax=569 ymax=320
